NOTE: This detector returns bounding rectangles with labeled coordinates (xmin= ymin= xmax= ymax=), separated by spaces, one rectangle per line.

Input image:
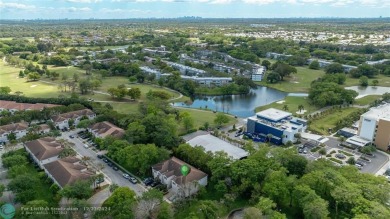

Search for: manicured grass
xmin=309 ymin=107 xmax=361 ymax=135
xmin=0 ymin=61 xmax=61 ymax=98
xmin=178 ymin=108 xmax=237 ymax=129
xmin=339 ymin=150 xmax=353 ymax=157
xmin=329 ymin=157 xmax=343 ymax=164
xmin=344 ymin=74 xmax=390 ymax=87
xmin=108 ymin=102 xmax=140 ymax=114
xmin=354 ymin=95 xmax=382 ymax=106
xmin=255 ymin=96 xmax=320 ymax=115
xmin=256 ymin=66 xmax=325 ymax=92
xmin=47 ymin=66 xmax=85 ymax=78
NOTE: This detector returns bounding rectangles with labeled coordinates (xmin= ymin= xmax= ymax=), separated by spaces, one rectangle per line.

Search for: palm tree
xmin=298 ymin=104 xmax=304 ymax=112
xmin=283 ymin=105 xmax=289 ymax=111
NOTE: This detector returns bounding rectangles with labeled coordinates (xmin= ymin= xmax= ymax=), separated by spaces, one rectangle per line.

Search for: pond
xmin=345 ymin=86 xmax=390 ymax=98
xmin=173 ymin=86 xmax=308 ymax=118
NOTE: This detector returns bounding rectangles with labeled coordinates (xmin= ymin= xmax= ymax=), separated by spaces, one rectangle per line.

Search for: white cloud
xmin=0 ymin=2 xmax=36 ymax=10
xmin=64 ymin=6 xmax=92 ymax=12
xmin=99 ymin=7 xmax=151 ymax=13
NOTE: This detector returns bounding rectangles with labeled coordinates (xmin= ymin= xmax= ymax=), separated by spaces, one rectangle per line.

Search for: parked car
xmin=129 ymin=177 xmax=137 ymax=184
xmin=123 ymin=174 xmax=130 ymax=179
xmin=95 ymin=178 xmax=104 ymax=184
xmin=69 ymin=135 xmax=74 ymax=139
xmin=107 ymin=162 xmax=113 ymax=167
xmin=303 ymin=148 xmax=308 ymax=154
xmin=298 ymin=148 xmax=304 ymax=153
xmin=84 ymin=144 xmax=89 ymax=149
xmin=0 ymin=145 xmax=4 ymax=150
xmin=112 ymin=166 xmax=119 ymax=171
xmin=336 ymin=154 xmax=346 ymax=159
xmin=150 ymin=181 xmax=159 ymax=187
xmin=143 ymin=177 xmax=154 ymax=186
xmin=103 ymin=158 xmax=109 ymax=163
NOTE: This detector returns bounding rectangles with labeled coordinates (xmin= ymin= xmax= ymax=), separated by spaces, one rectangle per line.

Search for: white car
xmin=84 ymin=144 xmax=89 ymax=148
xmin=123 ymin=174 xmax=130 ymax=179
xmin=0 ymin=145 xmax=4 ymax=150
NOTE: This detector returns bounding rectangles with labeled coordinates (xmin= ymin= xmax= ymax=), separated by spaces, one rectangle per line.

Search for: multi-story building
xmin=51 ymin=109 xmax=96 ymax=130
xmin=152 ymin=157 xmax=207 ymax=199
xmin=43 ymin=157 xmax=94 ymax=188
xmin=0 ymin=100 xmax=59 ymax=114
xmin=24 ymin=137 xmax=64 ymax=168
xmin=266 ymin=52 xmax=292 ymax=60
xmin=251 ymin=66 xmax=266 ymax=81
xmin=357 ymin=103 xmax=390 ymax=151
xmin=0 ymin=122 xmax=28 ymax=143
xmin=365 ymin=59 xmax=390 ymax=65
xmin=180 ymin=76 xmax=232 ymax=87
xmin=88 ymin=121 xmax=125 ymax=139
xmin=140 ymin=66 xmax=163 ymax=79
xmin=246 ymin=108 xmax=307 ymax=145
xmin=164 ymin=61 xmax=206 ymax=76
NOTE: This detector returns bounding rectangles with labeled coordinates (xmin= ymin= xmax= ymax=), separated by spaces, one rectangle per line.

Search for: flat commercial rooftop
xmin=346 ymin=136 xmax=371 ymax=147
xmin=187 ymin=134 xmax=248 ymax=160
xmin=256 ymin=108 xmax=292 ymax=122
xmin=362 ymin=103 xmax=390 ymax=121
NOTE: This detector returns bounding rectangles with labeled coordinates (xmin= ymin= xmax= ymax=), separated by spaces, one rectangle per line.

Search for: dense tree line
xmin=308 ymin=82 xmax=358 ymax=107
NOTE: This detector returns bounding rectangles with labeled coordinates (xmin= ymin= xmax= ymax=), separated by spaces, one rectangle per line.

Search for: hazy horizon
xmin=0 ymin=0 xmax=389 ymax=20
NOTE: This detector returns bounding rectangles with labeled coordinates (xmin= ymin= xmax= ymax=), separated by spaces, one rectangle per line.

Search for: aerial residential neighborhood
xmin=0 ymin=2 xmax=390 ymax=218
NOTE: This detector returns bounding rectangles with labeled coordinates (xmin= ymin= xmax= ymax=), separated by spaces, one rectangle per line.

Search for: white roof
xmin=362 ymin=103 xmax=390 ymax=121
xmin=256 ymin=108 xmax=291 ymax=122
xmin=346 ymin=136 xmax=371 ymax=147
xmin=187 ymin=134 xmax=248 ymax=160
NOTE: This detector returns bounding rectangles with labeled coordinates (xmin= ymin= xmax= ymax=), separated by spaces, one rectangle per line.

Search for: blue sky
xmin=0 ymin=0 xmax=389 ymax=19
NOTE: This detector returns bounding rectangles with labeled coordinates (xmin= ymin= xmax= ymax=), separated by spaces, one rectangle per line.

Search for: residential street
xmin=61 ymin=130 xmax=148 ymax=197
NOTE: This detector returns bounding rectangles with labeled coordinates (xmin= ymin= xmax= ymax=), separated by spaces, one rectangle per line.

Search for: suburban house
xmin=37 ymin=124 xmax=51 ymax=134
xmin=152 ymin=157 xmax=208 ymax=198
xmin=0 ymin=100 xmax=59 ymax=114
xmin=43 ymin=157 xmax=95 ymax=188
xmin=0 ymin=122 xmax=29 ymax=143
xmin=88 ymin=121 xmax=125 ymax=139
xmin=51 ymin=109 xmax=96 ymax=130
xmin=24 ymin=137 xmax=64 ymax=168
xmin=246 ymin=108 xmax=307 ymax=145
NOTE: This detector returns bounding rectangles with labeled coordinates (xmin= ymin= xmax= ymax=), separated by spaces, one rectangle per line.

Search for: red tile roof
xmin=0 ymin=100 xmax=60 ymax=111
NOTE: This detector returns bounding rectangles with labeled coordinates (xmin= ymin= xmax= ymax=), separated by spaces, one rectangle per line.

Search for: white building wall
xmin=359 ymin=116 xmax=377 ymax=141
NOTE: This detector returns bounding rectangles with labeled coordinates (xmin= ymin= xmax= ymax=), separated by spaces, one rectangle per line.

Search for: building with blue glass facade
xmin=246 ymin=108 xmax=307 ymax=145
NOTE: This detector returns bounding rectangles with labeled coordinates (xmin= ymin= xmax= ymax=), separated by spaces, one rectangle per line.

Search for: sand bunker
xmin=296 ymin=110 xmax=307 ymax=115
xmin=276 ymin=100 xmax=285 ymax=104
xmin=30 ymin=85 xmax=37 ymax=88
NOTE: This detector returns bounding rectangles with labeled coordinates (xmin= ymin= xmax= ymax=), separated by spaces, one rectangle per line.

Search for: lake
xmin=173 ymin=86 xmax=308 ymax=118
xmin=345 ymin=86 xmax=390 ymax=99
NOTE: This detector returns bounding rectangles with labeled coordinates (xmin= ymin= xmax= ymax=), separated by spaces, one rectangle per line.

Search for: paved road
xmin=61 ymin=130 xmax=147 ymax=197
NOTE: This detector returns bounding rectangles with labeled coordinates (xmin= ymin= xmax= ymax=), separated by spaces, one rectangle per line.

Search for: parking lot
xmin=298 ymin=137 xmax=389 ymax=174
xmin=62 ymin=129 xmax=148 ymax=196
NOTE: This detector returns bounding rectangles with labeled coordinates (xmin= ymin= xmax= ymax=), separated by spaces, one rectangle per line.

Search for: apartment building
xmin=51 ymin=109 xmax=96 ymax=130
xmin=357 ymin=103 xmax=390 ymax=151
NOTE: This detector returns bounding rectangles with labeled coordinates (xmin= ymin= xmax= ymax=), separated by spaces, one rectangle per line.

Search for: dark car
xmin=107 ymin=162 xmax=113 ymax=167
xmin=97 ymin=154 xmax=103 ymax=159
xmin=129 ymin=177 xmax=137 ymax=184
xmin=150 ymin=181 xmax=159 ymax=187
xmin=143 ymin=178 xmax=154 ymax=186
xmin=103 ymin=158 xmax=109 ymax=163
xmin=69 ymin=135 xmax=74 ymax=139
xmin=336 ymin=154 xmax=346 ymax=159
xmin=112 ymin=166 xmax=119 ymax=171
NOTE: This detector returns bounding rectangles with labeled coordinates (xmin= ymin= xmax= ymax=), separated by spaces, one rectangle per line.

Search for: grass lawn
xmin=108 ymin=102 xmax=140 ymax=114
xmin=0 ymin=61 xmax=61 ymax=98
xmin=255 ymin=96 xmax=320 ymax=115
xmin=256 ymin=66 xmax=325 ymax=93
xmin=344 ymin=74 xmax=390 ymax=87
xmin=309 ymin=107 xmax=361 ymax=135
xmin=354 ymin=95 xmax=382 ymax=106
xmin=177 ymin=108 xmax=237 ymax=131
xmin=47 ymin=66 xmax=85 ymax=78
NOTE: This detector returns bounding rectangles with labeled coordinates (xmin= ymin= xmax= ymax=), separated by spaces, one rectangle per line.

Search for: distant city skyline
xmin=0 ymin=0 xmax=389 ymax=19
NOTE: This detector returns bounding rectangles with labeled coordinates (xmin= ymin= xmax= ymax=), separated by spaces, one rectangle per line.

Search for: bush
xmin=329 ymin=158 xmax=343 ymax=164
xmin=338 ymin=150 xmax=353 ymax=157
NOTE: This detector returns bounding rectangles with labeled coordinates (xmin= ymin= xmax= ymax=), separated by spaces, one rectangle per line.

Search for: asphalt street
xmin=62 ymin=130 xmax=147 ymax=197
